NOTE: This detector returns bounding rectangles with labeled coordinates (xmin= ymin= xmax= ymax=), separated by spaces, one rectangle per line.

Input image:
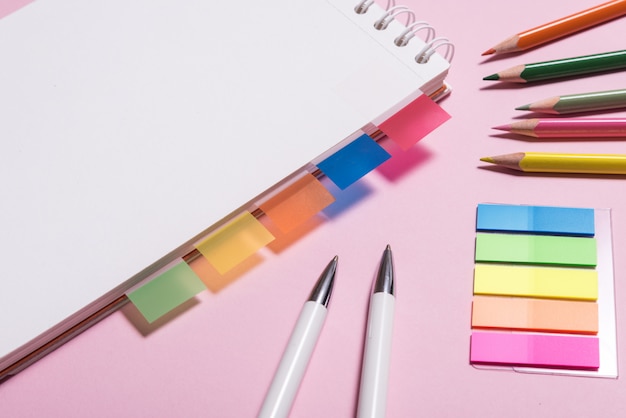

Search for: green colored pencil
xmin=483 ymin=49 xmax=626 ymax=83
xmin=516 ymin=88 xmax=626 ymax=114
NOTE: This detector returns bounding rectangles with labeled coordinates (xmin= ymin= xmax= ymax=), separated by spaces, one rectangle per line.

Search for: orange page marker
xmin=259 ymin=173 xmax=335 ymax=233
xmin=472 ymin=296 xmax=598 ymax=334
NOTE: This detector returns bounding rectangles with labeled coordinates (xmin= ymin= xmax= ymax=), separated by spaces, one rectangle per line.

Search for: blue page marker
xmin=476 ymin=204 xmax=595 ymax=237
xmin=316 ymin=134 xmax=391 ymax=190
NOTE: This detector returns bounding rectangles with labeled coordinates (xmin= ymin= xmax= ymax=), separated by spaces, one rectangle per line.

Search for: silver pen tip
xmin=308 ymin=256 xmax=338 ymax=308
xmin=373 ymin=245 xmax=394 ymax=296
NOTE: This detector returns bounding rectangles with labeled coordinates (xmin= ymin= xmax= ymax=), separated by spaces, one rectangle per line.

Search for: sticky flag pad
xmin=470 ymin=204 xmax=617 ymax=377
xmin=316 ymin=134 xmax=391 ymax=189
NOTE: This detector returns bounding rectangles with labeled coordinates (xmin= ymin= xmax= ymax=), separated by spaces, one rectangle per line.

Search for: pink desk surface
xmin=2 ymin=0 xmax=626 ymax=416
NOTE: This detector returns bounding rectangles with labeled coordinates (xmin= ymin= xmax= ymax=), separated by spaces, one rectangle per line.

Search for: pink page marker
xmin=470 ymin=331 xmax=600 ymax=370
xmin=379 ymin=94 xmax=450 ymax=150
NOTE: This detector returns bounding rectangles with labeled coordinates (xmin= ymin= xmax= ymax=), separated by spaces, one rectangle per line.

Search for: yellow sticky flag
xmin=195 ymin=212 xmax=274 ymax=274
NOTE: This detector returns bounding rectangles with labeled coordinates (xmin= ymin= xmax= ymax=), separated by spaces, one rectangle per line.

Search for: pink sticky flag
xmin=470 ymin=331 xmax=599 ymax=370
xmin=378 ymin=94 xmax=450 ymax=150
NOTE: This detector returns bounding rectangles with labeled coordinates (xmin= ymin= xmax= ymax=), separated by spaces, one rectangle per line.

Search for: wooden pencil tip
xmin=483 ymin=73 xmax=499 ymax=81
xmin=480 ymin=157 xmax=494 ymax=163
xmin=492 ymin=124 xmax=511 ymax=132
xmin=515 ymin=104 xmax=531 ymax=111
xmin=481 ymin=48 xmax=495 ymax=56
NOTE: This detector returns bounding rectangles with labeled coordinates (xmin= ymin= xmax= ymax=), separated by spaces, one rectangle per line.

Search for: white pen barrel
xmin=258 ymin=301 xmax=328 ymax=418
xmin=357 ymin=292 xmax=396 ymax=418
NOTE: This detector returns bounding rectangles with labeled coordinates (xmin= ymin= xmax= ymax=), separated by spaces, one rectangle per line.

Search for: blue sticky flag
xmin=476 ymin=203 xmax=595 ymax=237
xmin=316 ymin=134 xmax=391 ymax=190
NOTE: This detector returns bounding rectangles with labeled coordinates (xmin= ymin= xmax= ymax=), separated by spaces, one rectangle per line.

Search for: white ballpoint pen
xmin=258 ymin=256 xmax=338 ymax=418
xmin=357 ymin=245 xmax=396 ymax=418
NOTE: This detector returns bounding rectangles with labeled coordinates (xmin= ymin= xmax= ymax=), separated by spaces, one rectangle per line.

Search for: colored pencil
xmin=483 ymin=49 xmax=626 ymax=83
xmin=482 ymin=0 xmax=626 ymax=55
xmin=493 ymin=118 xmax=626 ymax=138
xmin=480 ymin=152 xmax=626 ymax=174
xmin=516 ymin=88 xmax=626 ymax=114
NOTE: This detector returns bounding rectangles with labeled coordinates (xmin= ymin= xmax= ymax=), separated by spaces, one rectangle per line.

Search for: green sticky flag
xmin=127 ymin=261 xmax=206 ymax=323
xmin=475 ymin=233 xmax=597 ymax=267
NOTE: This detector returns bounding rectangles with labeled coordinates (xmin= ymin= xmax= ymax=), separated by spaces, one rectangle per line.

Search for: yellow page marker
xmin=472 ymin=295 xmax=598 ymax=334
xmin=474 ymin=264 xmax=598 ymax=301
xmin=195 ymin=212 xmax=274 ymax=274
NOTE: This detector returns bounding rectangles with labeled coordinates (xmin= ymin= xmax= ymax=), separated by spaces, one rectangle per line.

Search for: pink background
xmin=2 ymin=0 xmax=626 ymax=416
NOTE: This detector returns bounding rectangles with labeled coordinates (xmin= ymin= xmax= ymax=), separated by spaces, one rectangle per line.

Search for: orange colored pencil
xmin=482 ymin=0 xmax=626 ymax=55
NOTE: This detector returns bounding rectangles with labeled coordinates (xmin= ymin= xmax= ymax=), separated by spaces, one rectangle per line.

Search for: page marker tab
xmin=259 ymin=173 xmax=335 ymax=233
xmin=475 ymin=233 xmax=597 ymax=267
xmin=470 ymin=331 xmax=600 ymax=370
xmin=473 ymin=264 xmax=598 ymax=301
xmin=378 ymin=94 xmax=451 ymax=150
xmin=195 ymin=212 xmax=274 ymax=274
xmin=316 ymin=134 xmax=391 ymax=189
xmin=127 ymin=261 xmax=206 ymax=323
xmin=472 ymin=296 xmax=599 ymax=334
xmin=476 ymin=204 xmax=595 ymax=236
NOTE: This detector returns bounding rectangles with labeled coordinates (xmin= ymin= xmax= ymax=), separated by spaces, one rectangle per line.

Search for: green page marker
xmin=475 ymin=233 xmax=597 ymax=267
xmin=127 ymin=261 xmax=206 ymax=323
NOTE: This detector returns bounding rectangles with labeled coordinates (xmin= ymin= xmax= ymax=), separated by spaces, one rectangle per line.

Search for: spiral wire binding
xmin=355 ymin=0 xmax=395 ymax=14
xmin=415 ymin=37 xmax=455 ymax=63
xmin=353 ymin=1 xmax=454 ymax=64
xmin=373 ymin=5 xmax=415 ymax=29
xmin=394 ymin=21 xmax=435 ymax=46
xmin=354 ymin=0 xmax=375 ymax=13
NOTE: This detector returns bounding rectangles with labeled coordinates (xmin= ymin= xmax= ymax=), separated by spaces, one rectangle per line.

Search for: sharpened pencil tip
xmin=516 ymin=104 xmax=531 ymax=111
xmin=481 ymin=48 xmax=495 ymax=56
xmin=480 ymin=157 xmax=494 ymax=163
xmin=492 ymin=124 xmax=511 ymax=132
xmin=483 ymin=73 xmax=500 ymax=81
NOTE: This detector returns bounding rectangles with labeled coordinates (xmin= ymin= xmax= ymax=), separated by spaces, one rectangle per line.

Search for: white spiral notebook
xmin=0 ymin=0 xmax=452 ymax=378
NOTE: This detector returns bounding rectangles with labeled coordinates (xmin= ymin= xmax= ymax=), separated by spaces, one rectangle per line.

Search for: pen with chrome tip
xmin=258 ymin=256 xmax=338 ymax=418
xmin=357 ymin=245 xmax=396 ymax=418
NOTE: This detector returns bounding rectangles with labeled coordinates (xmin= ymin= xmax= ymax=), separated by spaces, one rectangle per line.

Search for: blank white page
xmin=0 ymin=0 xmax=449 ymax=363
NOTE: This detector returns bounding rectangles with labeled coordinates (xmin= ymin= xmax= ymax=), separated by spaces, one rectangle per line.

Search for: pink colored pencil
xmin=493 ymin=117 xmax=626 ymax=138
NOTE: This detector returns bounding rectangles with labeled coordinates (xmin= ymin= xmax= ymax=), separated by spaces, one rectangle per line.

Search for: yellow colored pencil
xmin=480 ymin=152 xmax=626 ymax=174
